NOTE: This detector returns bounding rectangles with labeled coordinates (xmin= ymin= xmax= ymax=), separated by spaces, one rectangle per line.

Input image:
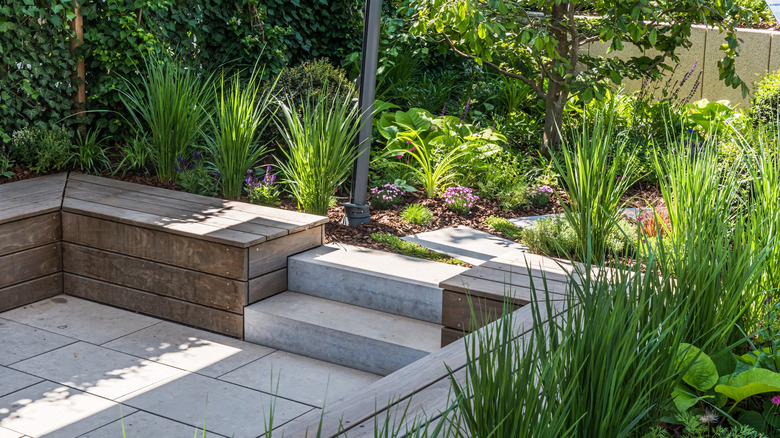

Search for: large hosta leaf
xmin=715 ymin=368 xmax=780 ymax=404
xmin=678 ymin=343 xmax=718 ymax=391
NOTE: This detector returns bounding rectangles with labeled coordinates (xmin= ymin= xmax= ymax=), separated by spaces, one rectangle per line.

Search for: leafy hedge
xmin=0 ymin=0 xmax=364 ymax=140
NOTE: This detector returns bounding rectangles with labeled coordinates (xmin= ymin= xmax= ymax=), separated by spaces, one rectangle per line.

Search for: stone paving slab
xmin=401 ymin=226 xmax=528 ymax=265
xmin=0 ymin=381 xmax=132 ymax=438
xmin=0 ymin=367 xmax=41 ymax=399
xmin=0 ymin=426 xmax=25 ymax=438
xmin=103 ymin=321 xmax=276 ymax=378
xmin=0 ymin=318 xmax=76 ymax=366
xmin=11 ymin=342 xmax=187 ymax=401
xmin=0 ymin=297 xmax=159 ymax=345
xmin=79 ymin=410 xmax=217 ymax=438
xmin=118 ymin=373 xmax=312 ymax=438
xmin=220 ymin=350 xmax=381 ymax=407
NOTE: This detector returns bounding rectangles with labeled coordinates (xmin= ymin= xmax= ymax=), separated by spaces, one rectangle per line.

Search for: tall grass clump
xmin=207 ymin=68 xmax=277 ymax=198
xmin=554 ymin=110 xmax=636 ymax=263
xmin=276 ymin=87 xmax=362 ymax=215
xmin=119 ymin=55 xmax=212 ymax=183
xmin=650 ymin=137 xmax=770 ymax=351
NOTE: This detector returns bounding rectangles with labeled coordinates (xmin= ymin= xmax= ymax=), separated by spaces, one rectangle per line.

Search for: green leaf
xmin=649 ymin=28 xmax=657 ymax=46
xmin=609 ymin=70 xmax=621 ymax=84
xmin=715 ymin=368 xmax=780 ymax=404
xmin=678 ymin=343 xmax=718 ymax=391
xmin=672 ymin=385 xmax=701 ymax=412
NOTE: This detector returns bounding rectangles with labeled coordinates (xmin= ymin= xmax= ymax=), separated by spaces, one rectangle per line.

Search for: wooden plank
xmin=479 ymin=259 xmax=573 ymax=284
xmin=0 ymin=243 xmax=61 ymax=288
xmin=62 ymin=213 xmax=247 ymax=280
xmin=442 ymin=289 xmax=522 ymax=332
xmin=63 ymin=243 xmax=246 ymax=312
xmin=0 ymin=172 xmax=67 ymax=200
xmin=64 ymin=274 xmax=244 ymax=338
xmin=65 ymin=186 xmax=285 ymax=243
xmin=62 ymin=197 xmax=264 ymax=247
xmin=278 ymin=301 xmax=569 ymax=438
xmin=441 ymin=326 xmax=464 ymax=347
xmin=456 ymin=265 xmax=568 ymax=294
xmin=439 ymin=275 xmax=556 ymax=305
xmin=69 ymin=173 xmax=328 ymax=228
xmin=0 ymin=198 xmax=62 ymax=225
xmin=67 ymin=179 xmax=297 ymax=237
xmin=0 ymin=273 xmax=62 ymax=313
xmin=0 ymin=213 xmax=61 ymax=257
xmin=248 ymin=226 xmax=323 ymax=277
xmin=247 ymin=268 xmax=287 ymax=305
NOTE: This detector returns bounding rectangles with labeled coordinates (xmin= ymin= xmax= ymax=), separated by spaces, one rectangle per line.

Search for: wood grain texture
xmin=0 ymin=213 xmax=61 ymax=257
xmin=0 ymin=173 xmax=66 ymax=225
xmin=0 ymin=273 xmax=62 ymax=313
xmin=64 ymin=274 xmax=244 ymax=338
xmin=247 ymin=268 xmax=287 ymax=304
xmin=248 ymin=226 xmax=322 ymax=277
xmin=441 ymin=289 xmax=522 ymax=332
xmin=441 ymin=326 xmax=465 ymax=347
xmin=63 ymin=243 xmax=246 ymax=312
xmin=66 ymin=180 xmax=293 ymax=239
xmin=0 ymin=243 xmax=61 ymax=288
xmin=62 ymin=212 xmax=247 ymax=280
xmin=69 ymin=173 xmax=328 ymax=228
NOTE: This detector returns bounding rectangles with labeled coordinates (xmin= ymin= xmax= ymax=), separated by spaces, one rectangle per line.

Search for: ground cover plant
xmin=370 ymin=233 xmax=469 ymax=267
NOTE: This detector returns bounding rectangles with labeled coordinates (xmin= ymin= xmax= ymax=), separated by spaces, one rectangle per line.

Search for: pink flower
xmin=772 ymin=396 xmax=780 ymax=405
xmin=397 ymin=155 xmax=403 ymax=160
xmin=405 ymin=161 xmax=409 ymax=164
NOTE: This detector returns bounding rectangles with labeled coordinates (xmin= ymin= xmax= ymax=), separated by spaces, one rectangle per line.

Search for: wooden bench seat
xmin=439 ymin=252 xmax=576 ymax=346
xmin=0 ymin=174 xmax=67 ymax=312
xmin=61 ymin=173 xmax=327 ymax=338
xmin=0 ymin=172 xmax=327 ymax=338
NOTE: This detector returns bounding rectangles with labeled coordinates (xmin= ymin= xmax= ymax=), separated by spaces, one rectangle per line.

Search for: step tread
xmin=247 ymin=292 xmax=441 ymax=353
xmin=291 ymin=243 xmax=468 ymax=287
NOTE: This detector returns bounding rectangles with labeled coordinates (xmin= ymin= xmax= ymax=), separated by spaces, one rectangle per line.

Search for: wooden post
xmin=70 ymin=1 xmax=86 ymax=120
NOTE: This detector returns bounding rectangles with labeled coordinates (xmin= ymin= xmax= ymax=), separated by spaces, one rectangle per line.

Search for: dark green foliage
xmin=0 ymin=141 xmax=14 ymax=178
xmin=750 ymin=70 xmax=780 ymax=125
xmin=0 ymin=1 xmax=79 ymax=142
xmin=275 ymin=59 xmax=354 ymax=109
xmin=114 ymin=133 xmax=153 ymax=176
xmin=177 ymin=162 xmax=217 ymax=197
xmin=69 ymin=129 xmax=110 ymax=174
xmin=10 ymin=126 xmax=72 ymax=173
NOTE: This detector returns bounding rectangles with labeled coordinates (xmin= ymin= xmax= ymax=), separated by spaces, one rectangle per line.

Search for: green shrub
xmin=370 ymin=233 xmax=468 ymax=266
xmin=69 ymin=129 xmax=110 ymax=174
xmin=276 ymin=86 xmax=361 ymax=215
xmin=10 ymin=127 xmax=71 ymax=173
xmin=114 ymin=133 xmax=154 ymax=177
xmin=471 ymin=151 xmax=528 ymax=210
xmin=751 ymin=70 xmax=780 ymax=125
xmin=276 ymin=59 xmax=354 ymax=109
xmin=400 ymin=204 xmax=433 ymax=226
xmin=0 ymin=143 xmax=14 ymax=178
xmin=175 ymin=151 xmax=217 ymax=197
xmin=521 ymin=215 xmax=634 ymax=259
xmin=485 ymin=216 xmax=522 ymax=240
xmin=246 ymin=166 xmax=282 ymax=207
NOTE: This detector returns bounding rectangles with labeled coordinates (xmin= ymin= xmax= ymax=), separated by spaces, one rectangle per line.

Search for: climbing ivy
xmin=0 ymin=0 xmax=364 ymax=140
xmin=0 ymin=0 xmax=79 ymax=142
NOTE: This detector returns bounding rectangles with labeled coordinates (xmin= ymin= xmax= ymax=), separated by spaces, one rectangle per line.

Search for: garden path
xmin=0 ymin=295 xmax=380 ymax=438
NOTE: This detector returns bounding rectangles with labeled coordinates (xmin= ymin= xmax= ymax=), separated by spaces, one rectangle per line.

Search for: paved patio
xmin=0 ymin=295 xmax=381 ymax=438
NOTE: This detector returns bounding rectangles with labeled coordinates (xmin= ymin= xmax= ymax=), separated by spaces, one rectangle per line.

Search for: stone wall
xmin=590 ymin=25 xmax=780 ymax=107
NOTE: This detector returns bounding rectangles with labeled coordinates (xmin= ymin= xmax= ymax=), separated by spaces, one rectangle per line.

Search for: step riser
xmin=244 ymin=307 xmax=430 ymax=376
xmin=288 ymin=257 xmax=443 ymax=324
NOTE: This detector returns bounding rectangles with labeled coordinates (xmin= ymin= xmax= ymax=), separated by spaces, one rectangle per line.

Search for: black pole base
xmin=339 ymin=203 xmax=371 ymax=226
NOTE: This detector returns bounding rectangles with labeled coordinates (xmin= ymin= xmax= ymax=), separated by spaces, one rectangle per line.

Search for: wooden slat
xmin=63 ymin=197 xmax=263 ymax=247
xmin=0 ymin=243 xmax=61 ymax=288
xmin=0 ymin=212 xmax=60 ymax=257
xmin=479 ymin=259 xmax=573 ymax=284
xmin=0 ymin=173 xmax=66 ymax=224
xmin=455 ymin=265 xmax=568 ymax=294
xmin=278 ymin=301 xmax=568 ymax=437
xmin=0 ymin=273 xmax=62 ymax=313
xmin=69 ymin=173 xmax=328 ymax=228
xmin=66 ymin=181 xmax=293 ymax=240
xmin=441 ymin=289 xmax=522 ymax=332
xmin=0 ymin=173 xmax=67 ymax=199
xmin=63 ymin=243 xmax=246 ymax=312
xmin=248 ymin=226 xmax=323 ymax=277
xmin=441 ymin=326 xmax=464 ymax=347
xmin=64 ymin=274 xmax=244 ymax=338
xmin=439 ymin=275 xmax=559 ymax=305
xmin=247 ymin=268 xmax=287 ymax=305
xmin=62 ymin=213 xmax=247 ymax=280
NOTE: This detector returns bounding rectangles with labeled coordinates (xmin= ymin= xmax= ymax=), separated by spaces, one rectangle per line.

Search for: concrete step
xmin=288 ymin=244 xmax=468 ymax=324
xmin=401 ymin=226 xmax=528 ymax=266
xmin=244 ymin=292 xmax=441 ymax=376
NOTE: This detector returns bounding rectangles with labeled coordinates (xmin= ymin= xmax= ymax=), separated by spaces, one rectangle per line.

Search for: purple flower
xmin=441 ymin=102 xmax=447 ymax=116
xmin=193 ymin=150 xmax=201 ymax=162
xmin=177 ymin=154 xmax=184 ymax=165
xmin=397 ymin=155 xmax=403 ymax=160
xmin=460 ymin=98 xmax=471 ymax=121
xmin=773 ymin=396 xmax=780 ymax=405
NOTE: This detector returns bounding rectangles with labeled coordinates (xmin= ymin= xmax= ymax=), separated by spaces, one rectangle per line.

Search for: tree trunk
xmin=542 ymin=82 xmax=568 ymax=156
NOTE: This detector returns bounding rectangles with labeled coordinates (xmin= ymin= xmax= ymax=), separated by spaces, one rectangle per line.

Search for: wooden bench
xmin=439 ymin=252 xmax=574 ymax=346
xmin=60 ymin=173 xmax=327 ymax=338
xmin=0 ymin=174 xmax=67 ymax=312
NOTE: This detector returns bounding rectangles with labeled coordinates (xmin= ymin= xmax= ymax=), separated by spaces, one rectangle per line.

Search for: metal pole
xmin=341 ymin=0 xmax=382 ymax=226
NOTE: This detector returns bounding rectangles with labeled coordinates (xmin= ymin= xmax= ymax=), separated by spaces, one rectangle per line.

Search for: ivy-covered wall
xmin=0 ymin=0 xmax=364 ymax=141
